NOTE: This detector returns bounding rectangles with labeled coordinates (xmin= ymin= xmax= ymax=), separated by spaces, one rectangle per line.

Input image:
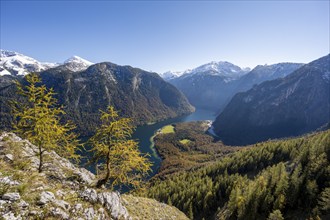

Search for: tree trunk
xmin=38 ymin=145 xmax=43 ymax=173
xmin=96 ymin=151 xmax=111 ymax=188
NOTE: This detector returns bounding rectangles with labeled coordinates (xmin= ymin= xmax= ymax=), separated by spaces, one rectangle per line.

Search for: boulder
xmin=0 ymin=176 xmax=19 ymax=186
xmin=0 ymin=199 xmax=8 ymax=207
xmin=18 ymin=200 xmax=29 ymax=209
xmin=2 ymin=193 xmax=20 ymax=201
xmin=98 ymin=191 xmax=130 ymax=219
xmin=81 ymin=188 xmax=130 ymax=219
xmin=80 ymin=188 xmax=98 ymax=203
xmin=84 ymin=207 xmax=95 ymax=220
xmin=53 ymin=199 xmax=70 ymax=210
xmin=2 ymin=211 xmax=22 ymax=220
xmin=55 ymin=189 xmax=65 ymax=198
xmin=74 ymin=168 xmax=95 ymax=185
xmin=37 ymin=191 xmax=55 ymax=205
xmin=50 ymin=207 xmax=69 ymax=220
xmin=73 ymin=203 xmax=83 ymax=212
xmin=3 ymin=154 xmax=13 ymax=162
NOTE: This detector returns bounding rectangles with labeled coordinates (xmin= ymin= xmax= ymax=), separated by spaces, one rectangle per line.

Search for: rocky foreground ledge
xmin=0 ymin=132 xmax=188 ymax=220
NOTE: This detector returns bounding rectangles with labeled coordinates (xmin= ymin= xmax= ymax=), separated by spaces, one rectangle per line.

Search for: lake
xmin=132 ymin=108 xmax=217 ymax=177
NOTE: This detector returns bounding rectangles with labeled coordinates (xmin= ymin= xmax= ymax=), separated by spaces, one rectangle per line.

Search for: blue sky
xmin=1 ymin=1 xmax=329 ymax=73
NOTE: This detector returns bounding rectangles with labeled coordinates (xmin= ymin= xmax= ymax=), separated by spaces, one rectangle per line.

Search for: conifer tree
xmin=188 ymin=203 xmax=194 ymax=219
xmin=318 ymin=187 xmax=330 ymax=213
xmin=12 ymin=73 xmax=80 ymax=172
xmin=89 ymin=106 xmax=151 ymax=188
xmin=267 ymin=209 xmax=284 ymax=220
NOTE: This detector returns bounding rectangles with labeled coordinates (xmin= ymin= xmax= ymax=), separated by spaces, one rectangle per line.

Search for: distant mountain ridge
xmin=213 ymin=54 xmax=330 ymax=145
xmin=63 ymin=55 xmax=94 ymax=72
xmin=237 ymin=62 xmax=304 ymax=92
xmin=167 ymin=61 xmax=302 ymax=111
xmin=0 ymin=53 xmax=194 ymax=135
xmin=0 ymin=50 xmax=57 ymax=76
xmin=161 ymin=61 xmax=250 ymax=81
xmin=0 ymin=49 xmax=94 ymax=76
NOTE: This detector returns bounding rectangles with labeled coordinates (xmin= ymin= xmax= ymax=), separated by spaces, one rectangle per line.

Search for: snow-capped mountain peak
xmin=64 ymin=55 xmax=93 ymax=66
xmin=62 ymin=55 xmax=94 ymax=72
xmin=0 ymin=50 xmax=94 ymax=76
xmin=160 ymin=70 xmax=186 ymax=80
xmin=0 ymin=49 xmax=58 ymax=76
xmin=161 ymin=61 xmax=250 ymax=82
xmin=1 ymin=50 xmax=19 ymax=57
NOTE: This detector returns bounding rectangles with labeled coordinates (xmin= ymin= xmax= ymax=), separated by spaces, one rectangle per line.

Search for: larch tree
xmin=267 ymin=210 xmax=284 ymax=220
xmin=89 ymin=106 xmax=151 ymax=189
xmin=12 ymin=73 xmax=80 ymax=173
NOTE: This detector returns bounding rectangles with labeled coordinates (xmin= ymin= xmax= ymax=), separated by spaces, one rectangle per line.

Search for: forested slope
xmin=144 ymin=130 xmax=330 ymax=219
xmin=0 ymin=63 xmax=194 ymax=135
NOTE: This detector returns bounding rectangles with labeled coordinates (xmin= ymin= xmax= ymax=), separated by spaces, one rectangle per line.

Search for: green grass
xmin=122 ymin=194 xmax=188 ymax=220
xmin=179 ymin=139 xmax=191 ymax=145
xmin=161 ymin=125 xmax=175 ymax=134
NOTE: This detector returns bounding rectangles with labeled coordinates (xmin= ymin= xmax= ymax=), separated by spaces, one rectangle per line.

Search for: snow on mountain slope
xmin=0 ymin=50 xmax=94 ymax=76
xmin=63 ymin=55 xmax=94 ymax=72
xmin=0 ymin=67 xmax=11 ymax=76
xmin=160 ymin=70 xmax=186 ymax=80
xmin=185 ymin=61 xmax=248 ymax=77
xmin=0 ymin=50 xmax=58 ymax=76
xmin=161 ymin=61 xmax=250 ymax=81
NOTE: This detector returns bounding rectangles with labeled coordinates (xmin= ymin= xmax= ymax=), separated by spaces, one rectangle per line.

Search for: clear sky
xmin=1 ymin=1 xmax=329 ymax=73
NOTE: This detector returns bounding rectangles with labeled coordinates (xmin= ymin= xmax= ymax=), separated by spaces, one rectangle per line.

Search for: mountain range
xmin=1 ymin=50 xmax=329 ymax=144
xmin=0 ymin=50 xmax=93 ymax=76
xmin=161 ymin=61 xmax=250 ymax=81
xmin=1 ymin=50 xmax=329 ymax=219
xmin=166 ymin=61 xmax=303 ymax=111
xmin=0 ymin=50 xmax=194 ymax=135
xmin=213 ymin=54 xmax=330 ymax=145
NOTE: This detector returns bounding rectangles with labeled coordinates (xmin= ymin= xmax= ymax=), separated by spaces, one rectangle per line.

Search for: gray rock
xmin=0 ymin=199 xmax=8 ymax=207
xmin=84 ymin=207 xmax=95 ymax=220
xmin=0 ymin=176 xmax=19 ymax=186
xmin=2 ymin=192 xmax=20 ymax=201
xmin=55 ymin=189 xmax=65 ymax=198
xmin=74 ymin=168 xmax=95 ymax=185
xmin=28 ymin=210 xmax=39 ymax=216
xmin=50 ymin=207 xmax=69 ymax=220
xmin=97 ymin=193 xmax=105 ymax=205
xmin=2 ymin=211 xmax=22 ymax=220
xmin=80 ymin=188 xmax=98 ymax=203
xmin=4 ymin=154 xmax=13 ymax=162
xmin=34 ymin=186 xmax=45 ymax=191
xmin=98 ymin=191 xmax=130 ymax=219
xmin=18 ymin=200 xmax=29 ymax=209
xmin=37 ymin=191 xmax=55 ymax=205
xmin=80 ymin=188 xmax=130 ymax=219
xmin=54 ymin=199 xmax=70 ymax=210
xmin=74 ymin=203 xmax=83 ymax=211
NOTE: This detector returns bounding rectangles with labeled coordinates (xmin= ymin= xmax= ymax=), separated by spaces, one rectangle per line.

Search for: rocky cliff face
xmin=0 ymin=62 xmax=194 ymax=135
xmin=0 ymin=132 xmax=188 ymax=220
xmin=213 ymin=54 xmax=330 ymax=145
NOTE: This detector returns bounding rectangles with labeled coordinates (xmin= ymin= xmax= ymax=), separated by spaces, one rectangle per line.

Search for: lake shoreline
xmin=133 ymin=109 xmax=217 ymax=178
